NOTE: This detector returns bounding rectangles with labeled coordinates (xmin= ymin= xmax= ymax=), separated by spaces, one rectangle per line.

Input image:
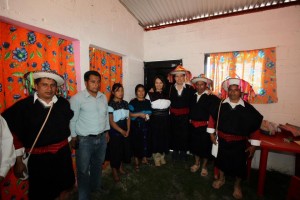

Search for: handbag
xmin=211 ymin=100 xmax=222 ymax=158
xmin=20 ymin=103 xmax=54 ymax=180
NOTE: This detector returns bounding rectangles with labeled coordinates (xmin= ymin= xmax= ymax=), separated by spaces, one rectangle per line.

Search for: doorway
xmin=144 ymin=59 xmax=182 ymax=92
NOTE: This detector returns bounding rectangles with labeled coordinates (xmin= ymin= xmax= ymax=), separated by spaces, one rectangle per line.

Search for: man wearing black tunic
xmin=168 ymin=65 xmax=195 ymax=161
xmin=2 ymin=71 xmax=75 ymax=200
xmin=208 ymin=78 xmax=263 ymax=199
xmin=189 ymin=75 xmax=219 ymax=176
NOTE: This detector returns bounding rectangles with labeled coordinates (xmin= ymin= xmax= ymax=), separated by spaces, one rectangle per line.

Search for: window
xmin=205 ymin=47 xmax=277 ymax=104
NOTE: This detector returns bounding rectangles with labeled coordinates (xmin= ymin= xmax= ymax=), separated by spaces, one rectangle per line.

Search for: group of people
xmin=0 ymin=65 xmax=263 ymax=200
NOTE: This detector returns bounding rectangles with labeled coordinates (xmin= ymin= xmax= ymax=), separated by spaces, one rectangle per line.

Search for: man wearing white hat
xmin=189 ymin=75 xmax=219 ymax=176
xmin=168 ymin=65 xmax=195 ymax=161
xmin=207 ymin=78 xmax=263 ymax=199
xmin=2 ymin=70 xmax=75 ymax=200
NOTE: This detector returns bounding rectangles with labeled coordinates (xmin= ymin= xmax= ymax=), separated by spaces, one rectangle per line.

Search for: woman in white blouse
xmin=146 ymin=76 xmax=171 ymax=166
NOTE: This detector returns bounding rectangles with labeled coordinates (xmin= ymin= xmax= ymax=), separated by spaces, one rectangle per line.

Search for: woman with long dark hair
xmin=146 ymin=76 xmax=171 ymax=166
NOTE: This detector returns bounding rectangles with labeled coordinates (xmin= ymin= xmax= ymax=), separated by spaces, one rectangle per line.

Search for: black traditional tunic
xmin=209 ymin=98 xmax=263 ymax=179
xmin=169 ymin=84 xmax=195 ymax=151
xmin=2 ymin=95 xmax=75 ymax=200
xmin=147 ymin=91 xmax=170 ymax=154
xmin=129 ymin=98 xmax=152 ymax=158
xmin=107 ymin=100 xmax=131 ymax=168
xmin=189 ymin=92 xmax=219 ymax=158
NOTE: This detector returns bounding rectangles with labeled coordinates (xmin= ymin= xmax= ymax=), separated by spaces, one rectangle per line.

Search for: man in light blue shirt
xmin=70 ymin=71 xmax=109 ymax=200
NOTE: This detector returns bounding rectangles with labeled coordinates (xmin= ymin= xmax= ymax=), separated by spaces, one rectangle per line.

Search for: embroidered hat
xmin=191 ymin=74 xmax=213 ymax=89
xmin=167 ymin=65 xmax=192 ymax=83
xmin=169 ymin=65 xmax=188 ymax=75
xmin=221 ymin=77 xmax=255 ymax=102
xmin=222 ymin=78 xmax=241 ymax=92
xmin=24 ymin=70 xmax=64 ymax=86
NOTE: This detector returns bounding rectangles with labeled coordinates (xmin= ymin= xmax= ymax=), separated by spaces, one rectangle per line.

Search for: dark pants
xmin=216 ymin=138 xmax=248 ymax=179
xmin=170 ymin=114 xmax=189 ymax=151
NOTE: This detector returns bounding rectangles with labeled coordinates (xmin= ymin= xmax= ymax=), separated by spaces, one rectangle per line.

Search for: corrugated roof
xmin=119 ymin=0 xmax=299 ymax=31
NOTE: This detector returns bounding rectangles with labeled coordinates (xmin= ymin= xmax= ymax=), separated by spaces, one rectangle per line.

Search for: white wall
xmin=0 ymin=0 xmax=144 ymax=101
xmin=144 ymin=6 xmax=300 ymax=175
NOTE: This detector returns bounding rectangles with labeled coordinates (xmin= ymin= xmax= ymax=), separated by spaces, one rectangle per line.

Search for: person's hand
xmin=70 ymin=137 xmax=78 ymax=149
xmin=14 ymin=156 xmax=27 ymax=179
xmin=245 ymin=145 xmax=256 ymax=158
xmin=105 ymin=132 xmax=110 ymax=143
xmin=125 ymin=130 xmax=130 ymax=137
xmin=210 ymin=134 xmax=217 ymax=145
xmin=149 ymin=88 xmax=154 ymax=92
xmin=0 ymin=176 xmax=4 ymax=183
xmin=140 ymin=113 xmax=147 ymax=119
xmin=121 ymin=129 xmax=128 ymax=137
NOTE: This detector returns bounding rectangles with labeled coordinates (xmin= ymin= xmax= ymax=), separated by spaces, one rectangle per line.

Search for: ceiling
xmin=119 ymin=0 xmax=299 ymax=31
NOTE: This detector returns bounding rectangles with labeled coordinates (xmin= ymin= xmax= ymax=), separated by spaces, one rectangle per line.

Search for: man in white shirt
xmin=0 ymin=115 xmax=16 ymax=182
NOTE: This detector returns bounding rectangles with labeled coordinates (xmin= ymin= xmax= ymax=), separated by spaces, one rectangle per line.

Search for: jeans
xmin=76 ymin=133 xmax=107 ymax=200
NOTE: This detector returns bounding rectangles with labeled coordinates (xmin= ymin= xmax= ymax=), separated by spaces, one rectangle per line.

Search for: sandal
xmin=141 ymin=158 xmax=150 ymax=165
xmin=134 ymin=165 xmax=140 ymax=172
xmin=212 ymin=178 xmax=225 ymax=189
xmin=112 ymin=169 xmax=120 ymax=183
xmin=233 ymin=185 xmax=243 ymax=199
xmin=119 ymin=168 xmax=127 ymax=175
xmin=201 ymin=168 xmax=208 ymax=177
xmin=190 ymin=164 xmax=200 ymax=173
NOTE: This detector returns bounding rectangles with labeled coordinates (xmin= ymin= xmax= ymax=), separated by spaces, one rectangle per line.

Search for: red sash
xmin=170 ymin=107 xmax=189 ymax=116
xmin=190 ymin=120 xmax=207 ymax=128
xmin=218 ymin=131 xmax=248 ymax=142
xmin=26 ymin=139 xmax=69 ymax=154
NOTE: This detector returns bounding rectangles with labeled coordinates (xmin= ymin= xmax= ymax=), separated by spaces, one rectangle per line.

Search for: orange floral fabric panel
xmin=89 ymin=48 xmax=122 ymax=100
xmin=0 ymin=21 xmax=77 ymax=113
xmin=208 ymin=47 xmax=277 ymax=104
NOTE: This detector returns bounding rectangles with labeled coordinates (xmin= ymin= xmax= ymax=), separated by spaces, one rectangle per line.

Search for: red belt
xmin=170 ymin=107 xmax=189 ymax=116
xmin=218 ymin=131 xmax=248 ymax=142
xmin=191 ymin=120 xmax=207 ymax=128
xmin=26 ymin=139 xmax=69 ymax=154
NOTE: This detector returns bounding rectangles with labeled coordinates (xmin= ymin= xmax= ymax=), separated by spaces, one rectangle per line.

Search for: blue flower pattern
xmin=10 ymin=26 xmax=17 ymax=32
xmin=32 ymin=62 xmax=37 ymax=68
xmin=266 ymin=61 xmax=275 ymax=69
xmin=42 ymin=61 xmax=51 ymax=71
xmin=258 ymin=88 xmax=266 ymax=96
xmin=64 ymin=44 xmax=73 ymax=54
xmin=258 ymin=50 xmax=265 ymax=58
xmin=233 ymin=51 xmax=240 ymax=57
xmin=111 ymin=66 xmax=116 ymax=73
xmin=2 ymin=42 xmax=10 ymax=49
xmin=106 ymin=86 xmax=111 ymax=92
xmin=101 ymin=58 xmax=106 ymax=66
xmin=12 ymin=48 xmax=28 ymax=62
xmin=36 ymin=42 xmax=42 ymax=48
xmin=27 ymin=32 xmax=36 ymax=44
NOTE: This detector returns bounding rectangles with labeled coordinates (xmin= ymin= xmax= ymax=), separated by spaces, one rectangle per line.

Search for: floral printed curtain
xmin=0 ymin=21 xmax=77 ymax=113
xmin=207 ymin=47 xmax=277 ymax=104
xmin=0 ymin=21 xmax=77 ymax=200
xmin=89 ymin=47 xmax=122 ymax=100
